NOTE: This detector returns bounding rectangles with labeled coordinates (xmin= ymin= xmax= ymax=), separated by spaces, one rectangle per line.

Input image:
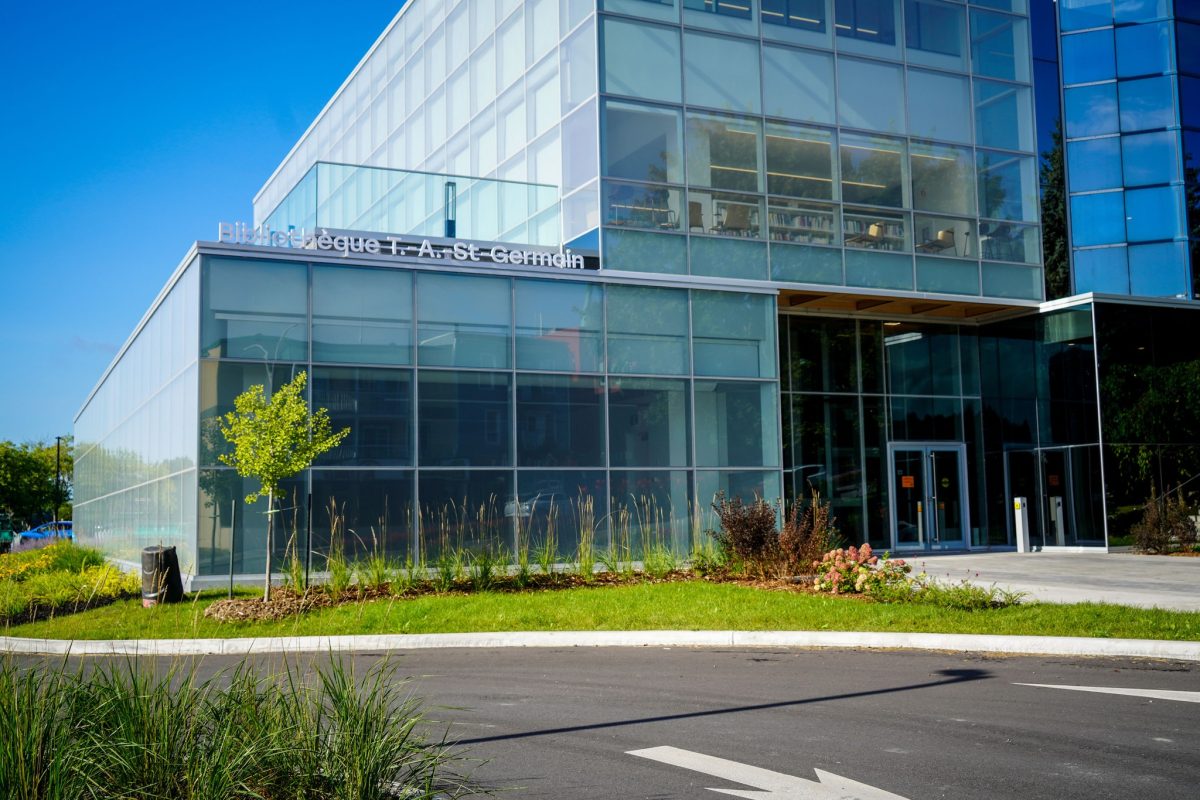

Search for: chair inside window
xmin=689 ymin=201 xmax=705 ymax=232
xmin=713 ymin=203 xmax=756 ymax=236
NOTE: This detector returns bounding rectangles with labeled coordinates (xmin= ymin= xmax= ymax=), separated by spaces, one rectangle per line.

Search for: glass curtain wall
xmin=598 ymin=0 xmax=1042 ymax=300
xmin=74 ymin=260 xmax=200 ymax=571
xmin=197 ymin=253 xmax=779 ymax=576
xmin=1061 ymin=0 xmax=1195 ymax=298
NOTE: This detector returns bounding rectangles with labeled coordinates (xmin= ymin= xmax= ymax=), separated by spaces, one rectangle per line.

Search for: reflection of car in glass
xmin=21 ymin=521 xmax=74 ymax=541
xmin=504 ymin=493 xmax=569 ymax=518
xmin=0 ymin=513 xmax=14 ymax=554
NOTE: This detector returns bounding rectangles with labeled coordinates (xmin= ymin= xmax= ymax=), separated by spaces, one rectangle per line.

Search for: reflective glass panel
xmin=609 ymin=470 xmax=693 ymax=551
xmin=970 ymin=10 xmax=1030 ymax=82
xmin=1067 ymin=138 xmax=1123 ymax=193
xmin=602 ymin=228 xmax=689 ymax=274
xmin=1118 ymin=76 xmax=1177 ymax=132
xmin=914 ymin=214 xmax=976 ymax=259
xmin=907 ymin=70 xmax=971 ymax=144
xmin=604 ymin=181 xmax=684 ymax=232
xmin=311 ymin=470 xmax=414 ymax=561
xmin=692 ymin=291 xmax=776 ymax=378
xmin=416 ymin=273 xmax=511 ymax=368
xmin=684 ymin=31 xmax=762 ymax=114
xmin=602 ymin=100 xmax=684 ymax=184
xmin=1124 ymin=186 xmax=1183 ymax=242
xmin=1060 ymin=30 xmax=1115 ymax=86
xmin=515 ymin=279 xmax=604 ymax=373
xmin=514 ymin=468 xmax=608 ymax=560
xmin=1114 ymin=0 xmax=1170 ymax=22
xmin=904 ymin=0 xmax=965 ymax=70
xmin=762 ymin=0 xmax=828 ymax=36
xmin=201 ymin=258 xmax=307 ymax=360
xmin=1070 ymin=192 xmax=1126 ymax=246
xmin=1060 ymin=0 xmax=1111 ymax=31
xmin=608 ymin=378 xmax=692 ymax=466
xmin=763 ymin=45 xmax=835 ymax=124
xmin=689 ymin=234 xmax=770 ymax=277
xmin=840 ymin=133 xmax=906 ymax=208
xmin=687 ymin=190 xmax=765 ymax=239
xmin=976 ymin=150 xmax=1037 ymax=222
xmin=686 ymin=112 xmax=763 ymax=192
xmin=974 ymin=81 xmax=1034 ymax=152
xmin=199 ymin=361 xmax=304 ymax=465
xmin=1073 ymin=246 xmax=1129 ymax=294
xmin=606 ymin=285 xmax=690 ymax=374
xmin=417 ymin=470 xmax=514 ymax=554
xmin=1121 ymin=131 xmax=1180 ymax=187
xmin=601 ymin=17 xmax=681 ymax=104
xmin=911 ymin=141 xmax=975 ymax=216
xmin=1115 ymin=22 xmax=1174 ymax=78
xmin=312 ymin=367 xmax=413 ymax=466
xmin=884 ymin=322 xmax=960 ymax=395
xmin=312 ymin=266 xmax=412 ymax=365
xmin=837 ymin=57 xmax=905 ymax=134
xmin=516 ymin=374 xmax=605 ymax=467
xmin=1128 ymin=242 xmax=1190 ymax=296
xmin=1064 ymin=84 xmax=1119 ymax=138
xmin=417 ymin=371 xmax=512 ymax=467
xmin=767 ymin=198 xmax=841 ymax=246
xmin=765 ymin=122 xmax=836 ymax=200
xmin=695 ymin=381 xmax=781 ymax=467
xmin=835 ymin=0 xmax=899 ymax=50
xmin=978 ymin=221 xmax=1040 ymax=264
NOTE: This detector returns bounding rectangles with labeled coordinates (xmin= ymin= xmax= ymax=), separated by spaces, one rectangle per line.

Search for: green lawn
xmin=6 ymin=581 xmax=1199 ymax=641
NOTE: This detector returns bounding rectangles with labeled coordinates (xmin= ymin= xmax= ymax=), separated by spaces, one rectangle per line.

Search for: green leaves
xmin=217 ymin=371 xmax=349 ymax=503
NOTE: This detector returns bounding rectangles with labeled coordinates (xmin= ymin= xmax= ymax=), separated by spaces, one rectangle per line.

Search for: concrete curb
xmin=3 ymin=630 xmax=1199 ymax=661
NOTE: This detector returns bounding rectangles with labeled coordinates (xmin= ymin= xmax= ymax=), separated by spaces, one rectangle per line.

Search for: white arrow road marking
xmin=1016 ymin=683 xmax=1200 ymax=704
xmin=627 ymin=746 xmax=909 ymax=799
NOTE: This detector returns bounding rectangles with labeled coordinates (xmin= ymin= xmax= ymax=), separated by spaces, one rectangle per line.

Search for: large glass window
xmin=974 ymin=81 xmax=1034 ymax=152
xmin=1118 ymin=76 xmax=1177 ymax=132
xmin=1064 ymin=83 xmax=1119 ymax=138
xmin=1073 ymin=247 xmax=1129 ymax=294
xmin=978 ymin=221 xmax=1040 ymax=264
xmin=683 ymin=0 xmax=756 ymax=33
xmin=609 ymin=470 xmax=693 ymax=550
xmin=1060 ymin=29 xmax=1115 ymax=86
xmin=199 ymin=361 xmax=303 ymax=465
xmin=515 ymin=279 xmax=604 ymax=373
xmin=695 ymin=381 xmax=780 ymax=467
xmin=907 ymin=70 xmax=970 ymax=144
xmin=312 ymin=266 xmax=412 ymax=365
xmin=608 ymin=378 xmax=692 ymax=466
xmin=911 ymin=141 xmax=975 ymax=216
xmin=686 ymin=112 xmax=763 ymax=192
xmin=914 ymin=214 xmax=976 ymax=259
xmin=516 ymin=374 xmax=606 ymax=467
xmin=762 ymin=0 xmax=828 ymax=41
xmin=1115 ymin=22 xmax=1173 ymax=78
xmin=606 ymin=285 xmax=690 ymax=375
xmin=418 ymin=371 xmax=512 ymax=467
xmin=313 ymin=367 xmax=412 ymax=466
xmin=904 ymin=0 xmax=965 ymax=70
xmin=763 ymin=45 xmax=835 ymax=124
xmin=835 ymin=0 xmax=898 ymax=53
xmin=970 ymin=9 xmax=1030 ymax=82
xmin=837 ymin=57 xmax=905 ymax=134
xmin=765 ymin=122 xmax=836 ymax=200
xmin=417 ymin=470 xmax=514 ymax=554
xmin=601 ymin=17 xmax=681 ymax=104
xmin=692 ymin=291 xmax=776 ymax=378
xmin=884 ymin=322 xmax=960 ymax=395
xmin=843 ymin=210 xmax=911 ymax=252
xmin=1059 ymin=0 xmax=1111 ymax=32
xmin=684 ymin=31 xmax=762 ymax=114
xmin=976 ymin=150 xmax=1037 ymax=222
xmin=602 ymin=100 xmax=684 ymax=184
xmin=1121 ymin=131 xmax=1180 ymax=187
xmin=201 ymin=258 xmax=306 ymax=360
xmin=1124 ymin=186 xmax=1184 ymax=242
xmin=840 ymin=133 xmax=906 ymax=207
xmin=311 ymin=470 xmax=414 ymax=561
xmin=1128 ymin=242 xmax=1189 ymax=296
xmin=416 ymin=273 xmax=511 ymax=369
xmin=1070 ymin=192 xmax=1127 ymax=247
xmin=1067 ymin=138 xmax=1123 ymax=193
xmin=687 ymin=190 xmax=766 ymax=239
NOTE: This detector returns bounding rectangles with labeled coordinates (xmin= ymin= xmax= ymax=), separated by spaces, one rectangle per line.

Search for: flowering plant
xmin=812 ymin=543 xmax=911 ymax=595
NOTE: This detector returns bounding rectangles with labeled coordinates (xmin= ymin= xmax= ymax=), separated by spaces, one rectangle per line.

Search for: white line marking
xmin=628 ymin=745 xmax=909 ymax=799
xmin=1016 ymin=683 xmax=1200 ymax=704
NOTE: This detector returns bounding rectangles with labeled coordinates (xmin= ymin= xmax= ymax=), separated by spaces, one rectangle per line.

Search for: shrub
xmin=709 ymin=492 xmax=779 ymax=579
xmin=0 ymin=542 xmax=104 ymax=582
xmin=1132 ymin=486 xmax=1198 ymax=554
xmin=0 ymin=564 xmax=140 ymax=624
xmin=779 ymin=489 xmax=836 ymax=575
xmin=812 ymin=544 xmax=911 ymax=595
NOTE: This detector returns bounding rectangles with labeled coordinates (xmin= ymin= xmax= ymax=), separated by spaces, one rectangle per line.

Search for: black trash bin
xmin=141 ymin=546 xmax=184 ymax=607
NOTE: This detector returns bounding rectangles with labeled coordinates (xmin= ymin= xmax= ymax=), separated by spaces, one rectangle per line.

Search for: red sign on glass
xmin=901 ymin=475 xmax=915 ymax=489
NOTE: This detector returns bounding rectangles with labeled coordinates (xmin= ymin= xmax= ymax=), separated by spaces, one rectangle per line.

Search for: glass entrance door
xmin=890 ymin=445 xmax=968 ymax=551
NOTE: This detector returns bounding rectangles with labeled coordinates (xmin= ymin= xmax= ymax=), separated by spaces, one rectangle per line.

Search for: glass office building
xmin=73 ymin=0 xmax=1200 ymax=582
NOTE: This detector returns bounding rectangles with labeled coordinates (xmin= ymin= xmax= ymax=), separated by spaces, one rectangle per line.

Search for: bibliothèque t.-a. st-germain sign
xmin=217 ymin=222 xmax=596 ymax=270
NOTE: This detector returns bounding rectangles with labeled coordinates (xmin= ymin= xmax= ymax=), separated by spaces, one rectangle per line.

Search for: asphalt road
xmin=14 ymin=648 xmax=1200 ymax=799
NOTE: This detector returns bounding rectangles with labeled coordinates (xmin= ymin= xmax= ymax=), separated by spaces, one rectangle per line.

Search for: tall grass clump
xmin=0 ymin=657 xmax=473 ymax=799
xmin=573 ymin=493 xmax=596 ymax=581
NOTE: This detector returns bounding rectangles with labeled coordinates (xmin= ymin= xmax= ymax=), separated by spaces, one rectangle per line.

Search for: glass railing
xmin=262 ymin=162 xmax=561 ymax=246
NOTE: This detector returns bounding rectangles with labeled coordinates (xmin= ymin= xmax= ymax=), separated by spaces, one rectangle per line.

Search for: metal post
xmin=53 ymin=436 xmax=62 ymax=535
xmin=304 ymin=492 xmax=313 ymax=590
xmin=444 ymin=181 xmax=457 ymax=238
xmin=228 ymin=499 xmax=236 ymax=599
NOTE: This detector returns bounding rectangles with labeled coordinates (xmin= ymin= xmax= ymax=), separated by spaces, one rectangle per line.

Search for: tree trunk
xmin=263 ymin=488 xmax=274 ymax=603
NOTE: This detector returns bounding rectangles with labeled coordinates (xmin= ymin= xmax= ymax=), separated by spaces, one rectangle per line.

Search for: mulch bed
xmin=202 ymin=571 xmax=820 ymax=624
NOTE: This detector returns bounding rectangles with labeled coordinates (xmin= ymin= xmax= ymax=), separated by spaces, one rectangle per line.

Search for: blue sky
xmin=0 ymin=1 xmax=403 ymax=444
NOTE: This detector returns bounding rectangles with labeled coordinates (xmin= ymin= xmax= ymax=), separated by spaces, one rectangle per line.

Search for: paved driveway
xmin=911 ymin=551 xmax=1200 ymax=610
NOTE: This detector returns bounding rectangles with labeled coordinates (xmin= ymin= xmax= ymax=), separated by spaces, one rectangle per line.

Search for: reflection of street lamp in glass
xmin=241 ymin=322 xmax=301 ymax=392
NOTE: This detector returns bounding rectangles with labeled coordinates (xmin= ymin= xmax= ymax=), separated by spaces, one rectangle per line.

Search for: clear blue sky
xmin=0 ymin=1 xmax=403 ymax=444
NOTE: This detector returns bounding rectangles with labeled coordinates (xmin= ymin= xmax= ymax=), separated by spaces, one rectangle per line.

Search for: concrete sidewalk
xmin=912 ymin=551 xmax=1200 ymax=610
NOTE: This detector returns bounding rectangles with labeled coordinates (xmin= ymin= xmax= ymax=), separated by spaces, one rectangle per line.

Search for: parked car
xmin=21 ymin=521 xmax=74 ymax=541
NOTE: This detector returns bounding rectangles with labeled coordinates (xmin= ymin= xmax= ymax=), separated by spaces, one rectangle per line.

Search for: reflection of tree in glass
xmin=1040 ymin=119 xmax=1069 ymax=299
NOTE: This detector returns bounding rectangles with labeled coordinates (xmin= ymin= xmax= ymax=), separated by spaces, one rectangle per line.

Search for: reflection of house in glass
xmin=72 ymin=0 xmax=1200 ymax=583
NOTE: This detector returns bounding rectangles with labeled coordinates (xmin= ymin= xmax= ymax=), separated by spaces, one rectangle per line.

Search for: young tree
xmin=219 ymin=371 xmax=348 ymax=601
